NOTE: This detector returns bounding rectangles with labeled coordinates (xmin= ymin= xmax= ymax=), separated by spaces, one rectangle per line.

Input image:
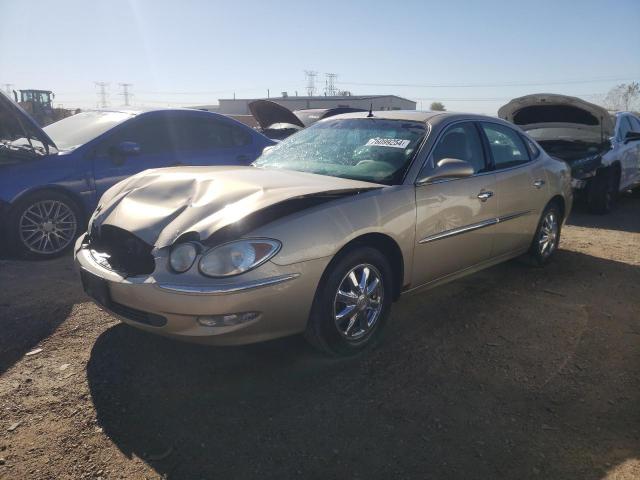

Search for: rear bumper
xmin=74 ymin=236 xmax=327 ymax=345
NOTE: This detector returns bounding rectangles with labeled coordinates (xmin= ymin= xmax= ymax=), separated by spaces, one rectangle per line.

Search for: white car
xmin=499 ymin=94 xmax=640 ymax=213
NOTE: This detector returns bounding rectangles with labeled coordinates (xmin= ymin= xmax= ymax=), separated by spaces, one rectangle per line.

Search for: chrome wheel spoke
xmin=334 ymin=263 xmax=384 ymax=341
xmin=337 ymin=289 xmax=358 ymax=305
xmin=538 ymin=211 xmax=558 ymax=257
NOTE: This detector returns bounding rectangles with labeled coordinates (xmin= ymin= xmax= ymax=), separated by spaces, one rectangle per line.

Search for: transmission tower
xmin=95 ymin=82 xmax=110 ymax=108
xmin=119 ymin=83 xmax=133 ymax=106
xmin=304 ymin=70 xmax=318 ymax=96
xmin=324 ymin=73 xmax=338 ymax=96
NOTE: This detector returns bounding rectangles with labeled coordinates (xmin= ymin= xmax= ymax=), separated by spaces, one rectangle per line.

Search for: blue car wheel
xmin=9 ymin=191 xmax=82 ymax=258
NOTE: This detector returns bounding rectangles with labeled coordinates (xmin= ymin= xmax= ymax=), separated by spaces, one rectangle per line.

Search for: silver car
xmin=75 ymin=111 xmax=572 ymax=356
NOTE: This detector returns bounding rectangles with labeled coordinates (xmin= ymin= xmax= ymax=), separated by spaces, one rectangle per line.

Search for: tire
xmin=528 ymin=203 xmax=562 ymax=267
xmin=305 ymin=246 xmax=393 ymax=356
xmin=8 ymin=190 xmax=83 ymax=259
xmin=588 ymin=167 xmax=619 ymax=214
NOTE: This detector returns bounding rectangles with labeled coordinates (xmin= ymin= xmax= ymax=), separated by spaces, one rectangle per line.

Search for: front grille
xmin=87 ymin=225 xmax=155 ymax=276
xmin=110 ymin=301 xmax=167 ymax=327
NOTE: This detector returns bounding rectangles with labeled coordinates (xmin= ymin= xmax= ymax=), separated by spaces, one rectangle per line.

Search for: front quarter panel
xmin=248 ymin=186 xmax=417 ymax=286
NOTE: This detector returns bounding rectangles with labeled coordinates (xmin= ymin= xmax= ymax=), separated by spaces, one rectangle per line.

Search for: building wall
xmin=213 ymin=96 xmax=416 ymax=115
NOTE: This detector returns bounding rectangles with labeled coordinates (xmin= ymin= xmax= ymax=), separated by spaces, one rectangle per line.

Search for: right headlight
xmin=199 ymin=239 xmax=281 ymax=278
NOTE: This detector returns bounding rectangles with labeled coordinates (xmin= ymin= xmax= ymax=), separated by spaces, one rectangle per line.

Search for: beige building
xmin=197 ymin=94 xmax=416 ymax=115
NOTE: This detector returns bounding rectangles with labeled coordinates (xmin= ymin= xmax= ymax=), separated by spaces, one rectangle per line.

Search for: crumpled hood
xmin=92 ymin=166 xmax=380 ymax=248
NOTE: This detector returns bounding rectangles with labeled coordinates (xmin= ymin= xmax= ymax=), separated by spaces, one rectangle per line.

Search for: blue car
xmin=0 ymin=92 xmax=274 ymax=258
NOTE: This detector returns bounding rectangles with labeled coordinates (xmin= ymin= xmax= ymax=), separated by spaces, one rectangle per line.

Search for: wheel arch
xmin=547 ymin=194 xmax=566 ymax=221
xmin=10 ymin=185 xmax=88 ymax=220
xmin=332 ymin=232 xmax=405 ymax=301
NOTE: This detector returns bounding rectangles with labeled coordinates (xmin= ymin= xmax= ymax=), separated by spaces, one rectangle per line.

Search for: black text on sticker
xmin=366 ymin=138 xmax=411 ymax=148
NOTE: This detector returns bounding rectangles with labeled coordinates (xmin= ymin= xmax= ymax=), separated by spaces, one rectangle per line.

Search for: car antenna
xmin=367 ymin=103 xmax=374 ymax=118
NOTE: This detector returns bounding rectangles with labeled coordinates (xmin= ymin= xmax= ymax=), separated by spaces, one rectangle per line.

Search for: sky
xmin=1 ymin=0 xmax=639 ymax=114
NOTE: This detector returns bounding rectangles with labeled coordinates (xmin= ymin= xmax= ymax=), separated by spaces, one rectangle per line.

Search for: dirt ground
xmin=0 ymin=196 xmax=639 ymax=480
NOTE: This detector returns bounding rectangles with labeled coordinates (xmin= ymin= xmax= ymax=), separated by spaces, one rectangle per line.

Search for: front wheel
xmin=528 ymin=203 xmax=562 ymax=266
xmin=305 ymin=247 xmax=393 ymax=356
xmin=9 ymin=191 xmax=82 ymax=259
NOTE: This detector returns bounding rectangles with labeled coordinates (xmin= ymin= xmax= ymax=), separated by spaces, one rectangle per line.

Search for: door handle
xmin=477 ymin=191 xmax=494 ymax=202
xmin=533 ymin=179 xmax=545 ymax=189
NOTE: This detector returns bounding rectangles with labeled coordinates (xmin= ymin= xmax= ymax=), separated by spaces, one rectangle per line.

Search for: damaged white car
xmin=499 ymin=94 xmax=640 ymax=213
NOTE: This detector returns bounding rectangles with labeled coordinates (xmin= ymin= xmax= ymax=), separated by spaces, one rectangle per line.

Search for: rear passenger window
xmin=523 ymin=136 xmax=540 ymax=158
xmin=431 ymin=122 xmax=487 ymax=173
xmin=481 ymin=123 xmax=529 ymax=169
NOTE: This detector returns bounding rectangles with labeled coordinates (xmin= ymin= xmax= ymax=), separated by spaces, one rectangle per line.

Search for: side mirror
xmin=416 ymin=158 xmax=474 ymax=185
xmin=109 ymin=141 xmax=140 ymax=164
xmin=624 ymin=131 xmax=640 ymax=143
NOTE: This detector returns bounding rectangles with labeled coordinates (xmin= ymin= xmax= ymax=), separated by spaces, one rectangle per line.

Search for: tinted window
xmin=174 ymin=116 xmax=252 ymax=150
xmin=523 ymin=135 xmax=540 ymax=158
xmin=618 ymin=116 xmax=633 ymax=139
xmin=98 ymin=116 xmax=176 ymax=155
xmin=431 ymin=122 xmax=487 ymax=173
xmin=629 ymin=116 xmax=640 ymax=131
xmin=481 ymin=123 xmax=529 ymax=169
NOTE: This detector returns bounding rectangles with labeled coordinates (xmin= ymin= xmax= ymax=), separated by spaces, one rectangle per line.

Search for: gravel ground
xmin=0 ymin=196 xmax=639 ymax=480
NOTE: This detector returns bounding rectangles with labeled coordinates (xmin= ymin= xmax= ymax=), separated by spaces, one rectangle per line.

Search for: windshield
xmin=41 ymin=111 xmax=134 ymax=151
xmin=253 ymin=118 xmax=426 ymax=185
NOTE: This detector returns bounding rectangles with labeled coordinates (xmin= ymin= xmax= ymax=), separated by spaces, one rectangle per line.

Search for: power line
xmin=336 ymin=75 xmax=638 ymax=89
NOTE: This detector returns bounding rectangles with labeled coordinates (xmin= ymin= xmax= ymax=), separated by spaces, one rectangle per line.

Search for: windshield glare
xmin=253 ymin=118 xmax=425 ymax=185
xmin=42 ymin=111 xmax=134 ymax=151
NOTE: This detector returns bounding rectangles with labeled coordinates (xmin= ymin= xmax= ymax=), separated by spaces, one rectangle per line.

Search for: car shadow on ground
xmin=0 ymin=254 xmax=84 ymax=375
xmin=568 ymin=194 xmax=640 ymax=233
xmin=87 ymin=249 xmax=640 ymax=480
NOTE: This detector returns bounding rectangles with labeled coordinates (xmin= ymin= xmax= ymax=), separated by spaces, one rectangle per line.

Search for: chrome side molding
xmin=419 ymin=210 xmax=532 ymax=244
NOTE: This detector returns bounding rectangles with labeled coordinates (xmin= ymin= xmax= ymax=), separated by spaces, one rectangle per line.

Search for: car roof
xmin=84 ymin=106 xmax=217 ymax=116
xmin=326 ymin=110 xmax=508 ymax=124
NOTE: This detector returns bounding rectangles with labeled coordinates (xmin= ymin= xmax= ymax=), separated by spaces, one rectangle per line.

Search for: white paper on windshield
xmin=366 ymin=138 xmax=411 ymax=149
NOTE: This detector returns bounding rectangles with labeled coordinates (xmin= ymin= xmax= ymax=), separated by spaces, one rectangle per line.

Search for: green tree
xmin=430 ymin=101 xmax=446 ymax=111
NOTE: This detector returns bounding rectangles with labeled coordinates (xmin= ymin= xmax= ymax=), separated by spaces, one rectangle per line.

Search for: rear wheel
xmin=588 ymin=167 xmax=619 ymax=214
xmin=9 ymin=191 xmax=82 ymax=259
xmin=305 ymin=247 xmax=393 ymax=356
xmin=528 ymin=203 xmax=562 ymax=266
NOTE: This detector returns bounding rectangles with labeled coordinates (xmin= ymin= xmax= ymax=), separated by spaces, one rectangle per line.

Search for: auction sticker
xmin=366 ymin=137 xmax=410 ymax=148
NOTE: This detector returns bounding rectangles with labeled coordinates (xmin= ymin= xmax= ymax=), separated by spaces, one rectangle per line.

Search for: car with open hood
xmin=75 ymin=110 xmax=572 ymax=356
xmin=499 ymin=93 xmax=640 ymax=213
xmin=0 ymin=91 xmax=274 ymax=258
xmin=248 ymin=99 xmax=365 ymax=139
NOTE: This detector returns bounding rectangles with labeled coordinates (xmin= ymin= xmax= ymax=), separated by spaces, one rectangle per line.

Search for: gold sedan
xmin=75 ymin=111 xmax=572 ymax=356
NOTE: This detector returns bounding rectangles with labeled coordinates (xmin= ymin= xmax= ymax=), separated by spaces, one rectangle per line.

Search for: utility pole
xmin=304 ymin=70 xmax=318 ymax=96
xmin=324 ymin=73 xmax=338 ymax=96
xmin=119 ymin=83 xmax=133 ymax=106
xmin=95 ymin=82 xmax=110 ymax=108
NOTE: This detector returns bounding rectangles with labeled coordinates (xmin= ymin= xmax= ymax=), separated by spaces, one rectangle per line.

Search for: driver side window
xmin=429 ymin=122 xmax=487 ymax=174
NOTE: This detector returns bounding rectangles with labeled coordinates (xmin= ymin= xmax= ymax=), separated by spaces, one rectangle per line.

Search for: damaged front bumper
xmin=74 ymin=235 xmax=327 ymax=345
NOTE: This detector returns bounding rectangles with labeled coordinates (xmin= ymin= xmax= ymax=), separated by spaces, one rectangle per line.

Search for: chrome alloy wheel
xmin=538 ymin=211 xmax=558 ymax=258
xmin=19 ymin=200 xmax=78 ymax=255
xmin=333 ymin=263 xmax=384 ymax=341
